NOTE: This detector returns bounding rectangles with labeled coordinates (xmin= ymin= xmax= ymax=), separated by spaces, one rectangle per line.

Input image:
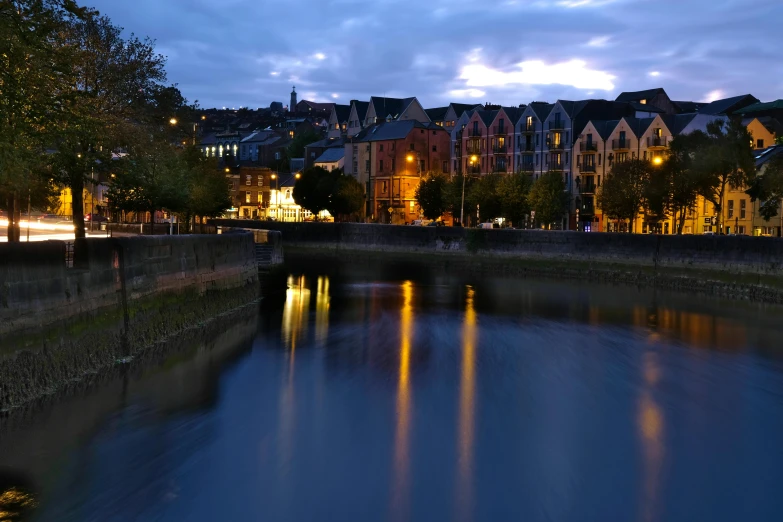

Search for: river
xmin=2 ymin=260 xmax=783 ymax=522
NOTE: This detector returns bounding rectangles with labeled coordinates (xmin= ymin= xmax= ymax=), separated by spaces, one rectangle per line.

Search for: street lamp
xmin=652 ymin=156 xmax=663 ymax=166
xmin=169 ymin=117 xmax=178 ymax=125
xmin=270 ymin=173 xmax=279 ymax=220
xmin=460 ymin=155 xmax=478 ymax=226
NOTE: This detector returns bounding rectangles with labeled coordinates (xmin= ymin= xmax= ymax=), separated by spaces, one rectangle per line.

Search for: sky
xmin=87 ymin=0 xmax=783 ymax=110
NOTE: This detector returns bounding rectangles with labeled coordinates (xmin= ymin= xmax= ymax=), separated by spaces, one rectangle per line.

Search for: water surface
xmin=2 ymin=265 xmax=783 ymax=522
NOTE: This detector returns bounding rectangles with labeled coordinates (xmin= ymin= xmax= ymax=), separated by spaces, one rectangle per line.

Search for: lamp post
xmin=294 ymin=172 xmax=301 ymax=221
xmin=405 ymin=152 xmax=421 ymax=224
xmin=461 ymin=155 xmax=478 ymax=226
xmin=271 ymin=173 xmax=278 ymax=220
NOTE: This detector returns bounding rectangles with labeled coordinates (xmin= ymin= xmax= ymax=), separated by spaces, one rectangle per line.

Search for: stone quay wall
xmin=0 ymin=234 xmax=258 ymax=411
xmin=212 ymin=220 xmax=783 ymax=301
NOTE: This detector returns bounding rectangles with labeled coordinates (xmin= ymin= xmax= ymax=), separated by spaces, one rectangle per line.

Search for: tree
xmin=286 ymin=129 xmax=321 ymax=159
xmin=293 ymin=166 xmax=335 ymax=216
xmin=0 ymin=0 xmax=89 ymax=240
xmin=328 ymin=173 xmax=365 ymax=221
xmin=51 ymin=15 xmax=167 ymax=238
xmin=663 ymin=132 xmax=711 ymax=234
xmin=467 ymin=173 xmax=502 ymax=223
xmin=746 ymin=154 xmax=783 ymax=221
xmin=415 ymin=172 xmax=448 ymax=220
xmin=528 ymin=171 xmax=569 ymax=228
xmin=693 ymin=118 xmax=755 ymax=232
xmin=597 ymin=159 xmax=651 ymax=233
xmin=497 ymin=172 xmax=532 ymax=227
xmin=444 ymin=173 xmax=475 ymax=225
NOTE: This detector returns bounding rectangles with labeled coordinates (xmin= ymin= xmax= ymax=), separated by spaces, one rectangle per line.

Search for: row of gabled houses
xmin=197 ymin=87 xmax=783 ymax=232
xmin=314 ymin=88 xmax=783 ymax=232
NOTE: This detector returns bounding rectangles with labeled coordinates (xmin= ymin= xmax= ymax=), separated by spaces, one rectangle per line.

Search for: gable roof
xmin=298 ymin=100 xmax=334 ymax=112
xmin=735 ymin=99 xmax=783 ymax=115
xmin=359 ymin=120 xmax=445 ymax=142
xmin=661 ymin=113 xmax=698 ymax=135
xmin=370 ymin=96 xmax=416 ymax=121
xmin=240 ymin=130 xmax=275 ymax=143
xmin=450 ymin=103 xmax=482 ymax=119
xmin=620 ymin=116 xmax=657 ymax=138
xmin=584 ymin=119 xmax=621 ymax=141
xmin=672 ymin=100 xmax=707 ymax=113
xmin=556 ymin=100 xmax=577 ymax=118
xmin=314 ymin=147 xmax=345 ymax=164
xmin=630 ymin=101 xmax=665 ymax=114
xmin=351 ymin=100 xmax=370 ymax=121
xmin=698 ymin=94 xmax=760 ymax=116
xmin=616 ymin=88 xmax=667 ymax=103
xmin=332 ymin=103 xmax=351 ymax=122
xmin=529 ymin=102 xmax=554 ymax=121
xmin=425 ymin=107 xmax=449 ymax=121
xmin=501 ymin=106 xmax=526 ymax=125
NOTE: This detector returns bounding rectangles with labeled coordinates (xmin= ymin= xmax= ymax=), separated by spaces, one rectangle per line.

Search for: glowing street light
xmin=652 ymin=156 xmax=663 ymax=166
xmin=295 ymin=173 xmax=301 ymax=179
xmin=169 ymin=117 xmax=178 ymax=125
xmin=225 ymin=167 xmax=230 ymax=173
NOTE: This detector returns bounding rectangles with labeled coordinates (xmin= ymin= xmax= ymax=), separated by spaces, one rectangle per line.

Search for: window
xmin=586 ymin=133 xmax=593 ymax=145
xmin=526 ymin=116 xmax=533 ymax=129
xmin=391 ymin=142 xmax=395 ymax=150
xmin=740 ymin=199 xmax=746 ymax=219
xmin=654 ymin=128 xmax=662 ymax=138
xmin=380 ymin=144 xmax=384 ymax=152
xmin=286 ymin=190 xmax=290 ymax=199
xmin=258 ymin=192 xmax=263 ymax=203
xmin=379 ymin=160 xmax=384 ymax=172
xmin=535 ymin=134 xmax=540 ymax=145
xmin=643 ymin=151 xmax=647 ymax=160
xmin=410 ymin=143 xmax=415 ymax=151
xmin=245 ymin=191 xmax=251 ymax=204
xmin=246 ymin=175 xmax=251 ymax=186
xmin=616 ymin=152 xmax=628 ymax=163
xmin=258 ymin=176 xmax=262 ymax=186
xmin=738 ymin=225 xmax=746 ymax=235
xmin=365 ymin=160 xmax=370 ymax=172
xmin=442 ymin=160 xmax=447 ymax=172
xmin=728 ymin=200 xmax=734 ymax=218
xmin=432 ymin=145 xmax=437 ymax=152
xmin=391 ymin=158 xmax=396 ymax=172
xmin=275 ymin=152 xmax=280 ymax=160
xmin=598 ymin=154 xmax=601 ymax=165
xmin=382 ymin=181 xmax=388 ymax=193
xmin=757 ymin=139 xmax=765 ymax=148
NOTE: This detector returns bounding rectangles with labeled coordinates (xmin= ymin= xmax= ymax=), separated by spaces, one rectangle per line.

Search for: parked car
xmin=85 ymin=213 xmax=108 ymax=223
xmin=479 ymin=222 xmax=499 ymax=229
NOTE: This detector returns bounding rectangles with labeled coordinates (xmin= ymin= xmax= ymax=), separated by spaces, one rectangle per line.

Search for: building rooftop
xmin=314 ymin=148 xmax=345 ymax=164
xmin=698 ymin=94 xmax=760 ymax=115
xmin=616 ymin=88 xmax=668 ymax=103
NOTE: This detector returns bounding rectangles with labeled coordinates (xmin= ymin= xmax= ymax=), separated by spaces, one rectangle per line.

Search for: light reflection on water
xmin=3 ymin=270 xmax=783 ymax=522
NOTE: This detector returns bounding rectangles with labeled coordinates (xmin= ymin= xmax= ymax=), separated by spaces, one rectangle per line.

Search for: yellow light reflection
xmin=638 ymin=351 xmax=664 ymax=522
xmin=314 ymin=276 xmax=330 ymax=346
xmin=282 ymin=275 xmax=310 ymax=367
xmin=455 ymin=285 xmax=477 ymax=521
xmin=391 ymin=281 xmax=414 ymax=520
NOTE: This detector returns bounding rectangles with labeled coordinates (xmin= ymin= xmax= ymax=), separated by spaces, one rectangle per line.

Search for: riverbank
xmin=0 ymin=234 xmax=259 ymax=412
xmin=222 ymin=219 xmax=783 ymax=303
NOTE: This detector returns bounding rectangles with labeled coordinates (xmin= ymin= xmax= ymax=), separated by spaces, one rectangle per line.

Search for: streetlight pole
xmin=461 ymin=155 xmax=477 ymax=226
xmin=405 ymin=151 xmax=421 ymax=224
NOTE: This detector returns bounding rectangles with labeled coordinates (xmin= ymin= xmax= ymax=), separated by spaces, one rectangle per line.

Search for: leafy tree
xmin=293 ymin=166 xmax=334 ymax=215
xmin=444 ymin=173 xmax=475 ymax=225
xmin=692 ymin=118 xmax=755 ymax=231
xmin=328 ymin=173 xmax=365 ymax=221
xmin=642 ymin=163 xmax=670 ymax=224
xmin=286 ymin=129 xmax=321 ymax=158
xmin=51 ymin=14 xmax=167 ymax=238
xmin=746 ymin=154 xmax=783 ymax=221
xmin=497 ymin=172 xmax=532 ymax=227
xmin=467 ymin=173 xmax=502 ymax=223
xmin=663 ymin=132 xmax=710 ymax=234
xmin=182 ymin=148 xmax=231 ymax=222
xmin=597 ymin=159 xmax=651 ymax=233
xmin=415 ymin=172 xmax=448 ymax=220
xmin=0 ymin=0 xmax=89 ymax=240
xmin=528 ymin=171 xmax=569 ymax=228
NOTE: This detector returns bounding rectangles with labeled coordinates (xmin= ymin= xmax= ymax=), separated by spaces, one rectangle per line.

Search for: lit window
xmin=246 ymin=175 xmax=251 ymax=186
xmin=258 ymin=176 xmax=262 ymax=186
xmin=245 ymin=191 xmax=251 ymax=203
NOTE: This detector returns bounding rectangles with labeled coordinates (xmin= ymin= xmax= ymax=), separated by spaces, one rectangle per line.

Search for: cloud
xmin=85 ymin=0 xmax=782 ymax=108
xmin=459 ymin=57 xmax=616 ymax=91
xmin=702 ymin=89 xmax=724 ymax=103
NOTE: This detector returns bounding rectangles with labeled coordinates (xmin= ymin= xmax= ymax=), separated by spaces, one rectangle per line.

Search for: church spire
xmin=290 ymin=86 xmax=297 ymax=113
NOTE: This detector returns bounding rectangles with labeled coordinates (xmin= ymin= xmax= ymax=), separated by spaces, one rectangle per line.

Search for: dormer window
xmin=640 ymin=99 xmax=647 ymax=105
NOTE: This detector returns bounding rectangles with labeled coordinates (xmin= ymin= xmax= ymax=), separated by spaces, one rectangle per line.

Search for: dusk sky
xmin=88 ymin=0 xmax=782 ymax=109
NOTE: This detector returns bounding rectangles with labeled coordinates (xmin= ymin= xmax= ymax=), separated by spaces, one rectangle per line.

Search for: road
xmin=0 ymin=223 xmax=107 ymax=242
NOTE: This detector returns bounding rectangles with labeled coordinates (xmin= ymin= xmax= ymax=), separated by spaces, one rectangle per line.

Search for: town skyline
xmin=87 ymin=0 xmax=783 ymax=109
